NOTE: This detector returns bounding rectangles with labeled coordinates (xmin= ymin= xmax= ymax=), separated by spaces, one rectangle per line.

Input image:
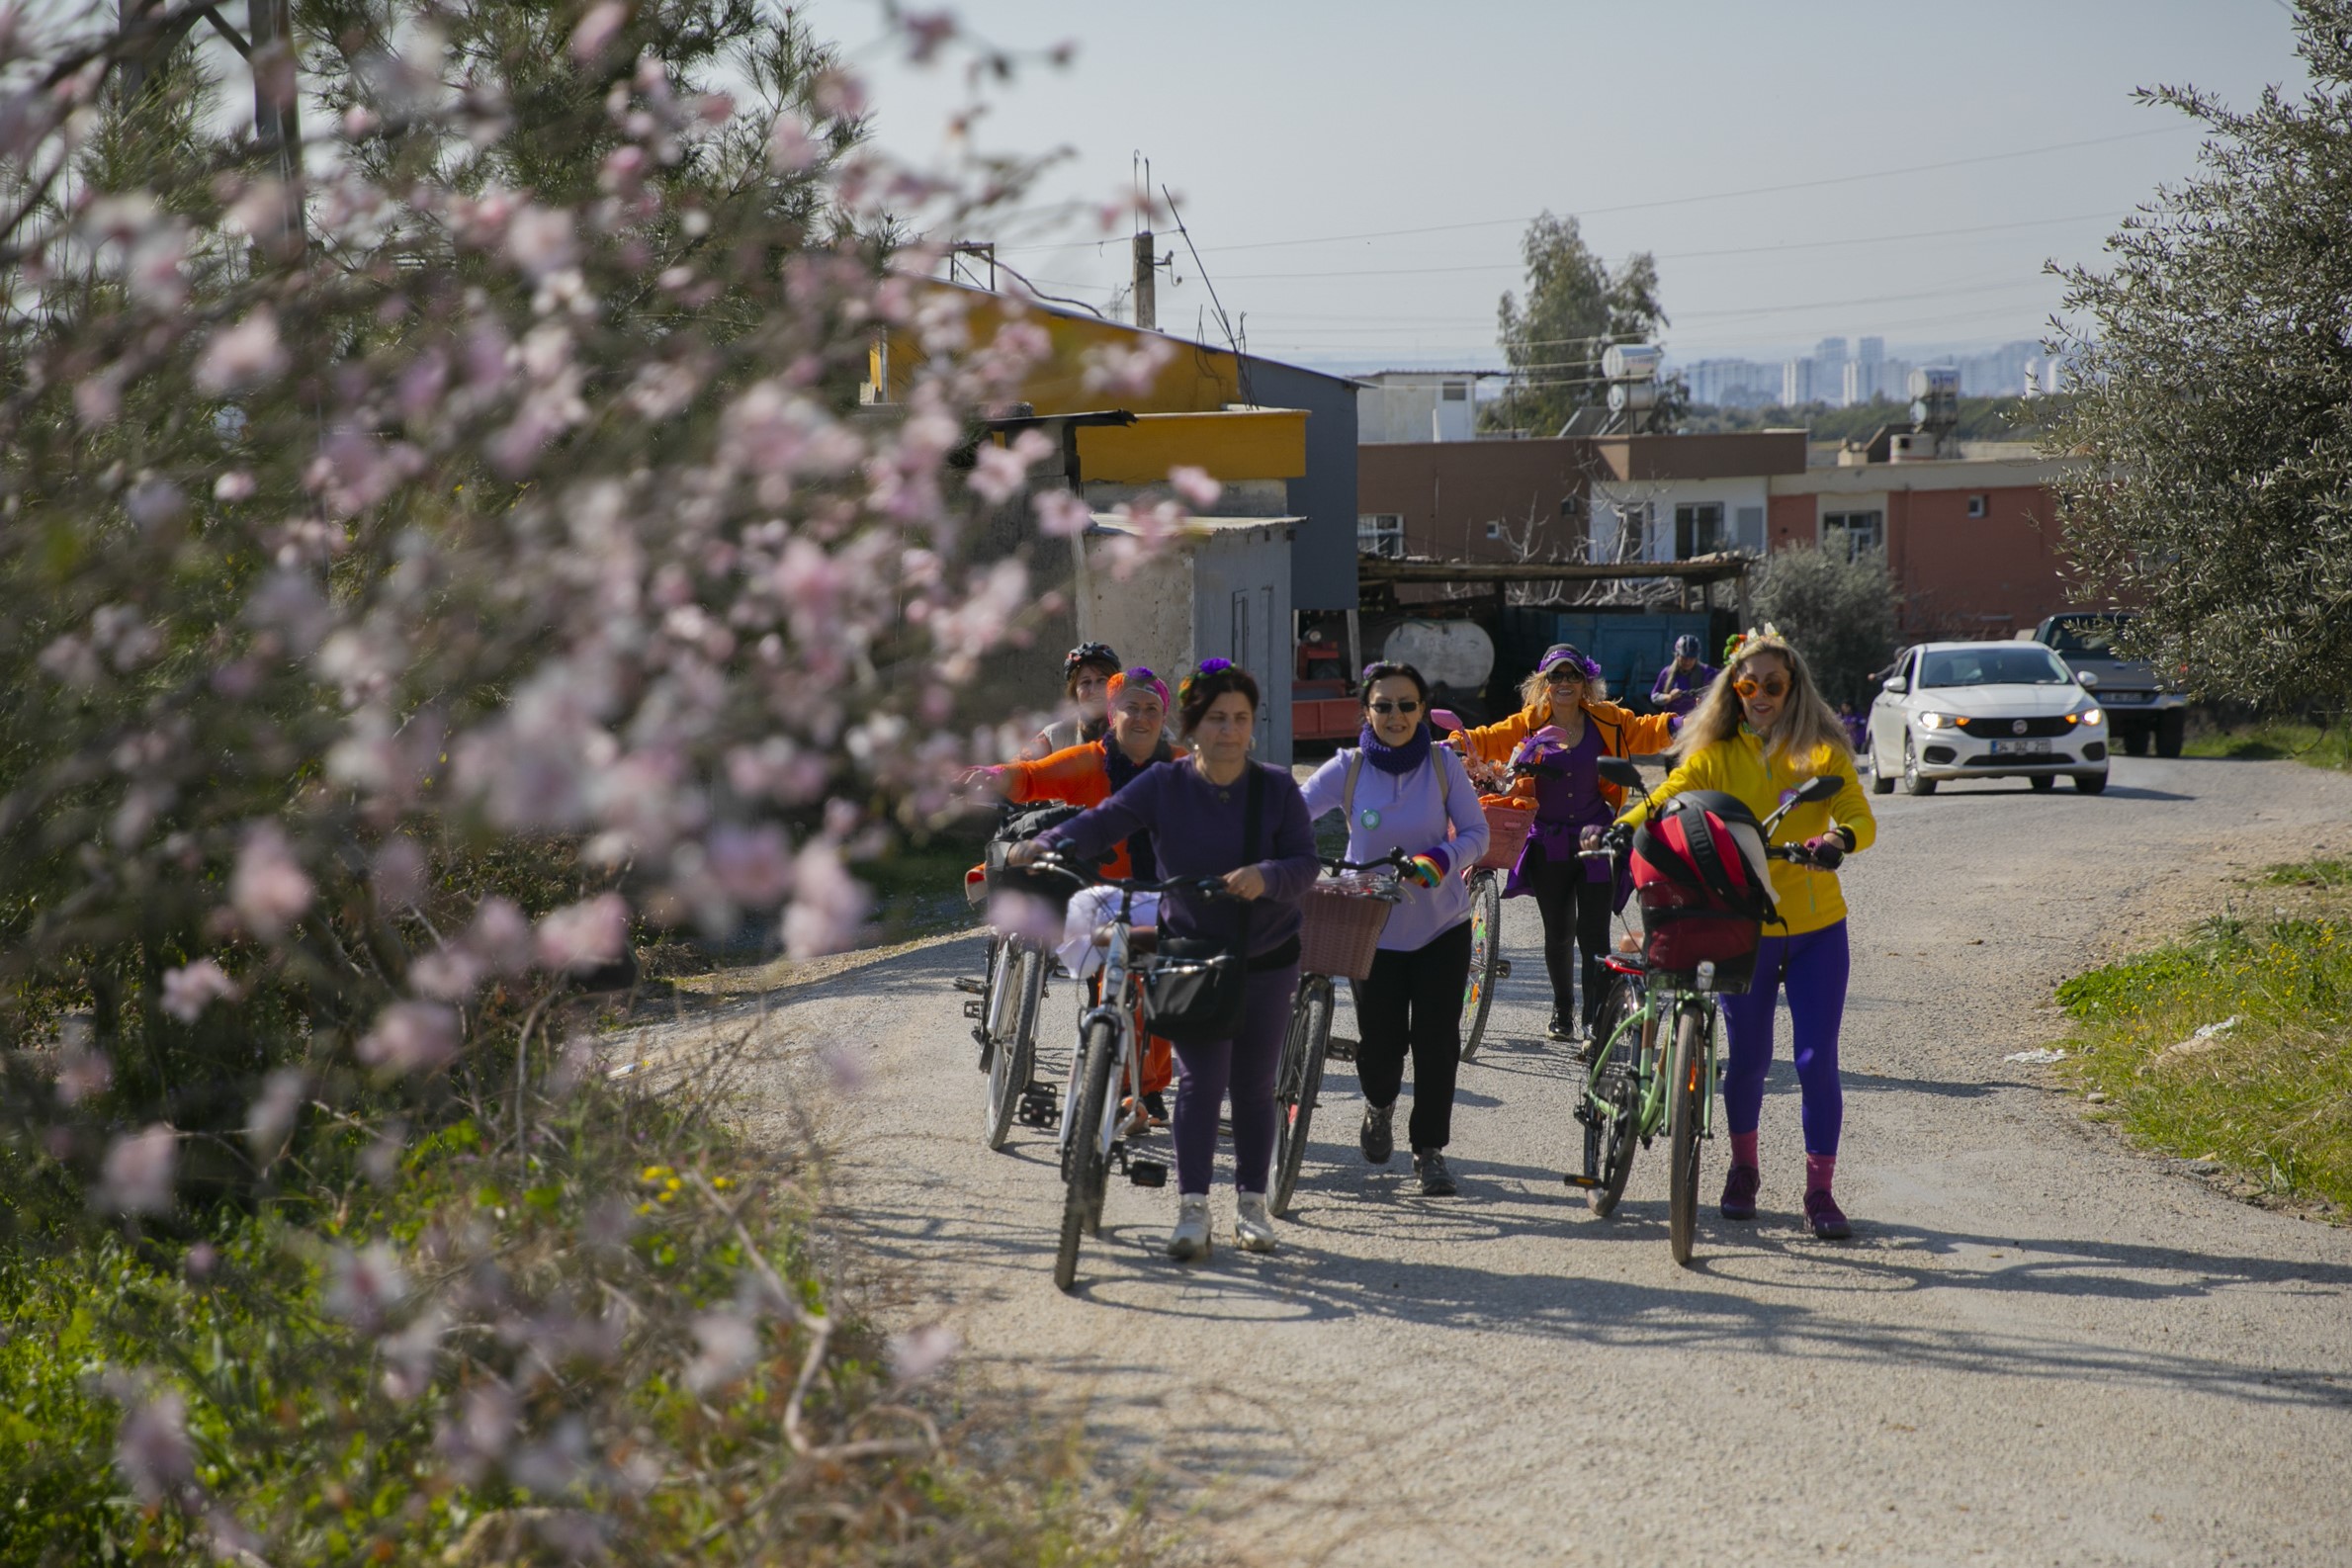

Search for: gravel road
xmin=717 ymin=755 xmax=2352 ymax=1566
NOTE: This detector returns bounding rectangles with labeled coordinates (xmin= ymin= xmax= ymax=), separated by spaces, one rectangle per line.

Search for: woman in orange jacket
xmin=1447 ymin=645 xmax=1676 ymax=1040
xmin=972 ymin=667 xmax=1183 ymax=1121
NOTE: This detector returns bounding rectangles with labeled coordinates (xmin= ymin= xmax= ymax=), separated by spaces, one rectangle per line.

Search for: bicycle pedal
xmin=1495 ymin=959 xmax=1513 ymax=979
xmin=1560 ymin=1173 xmax=1604 ymax=1189
xmin=953 ymin=977 xmax=987 ymax=996
xmin=962 ymin=1001 xmax=983 ymax=1019
xmin=1126 ymin=1158 xmax=1168 ymax=1187
xmin=1016 ymin=1086 xmax=1060 ymax=1128
xmin=1326 ymin=1035 xmax=1357 ymax=1062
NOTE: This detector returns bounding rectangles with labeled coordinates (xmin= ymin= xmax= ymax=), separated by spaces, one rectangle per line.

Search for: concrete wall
xmin=1356 ymin=438 xmax=1596 ymax=563
xmin=1589 ymin=474 xmax=1772 ymax=563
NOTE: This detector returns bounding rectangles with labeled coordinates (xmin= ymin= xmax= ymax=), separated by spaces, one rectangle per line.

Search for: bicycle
xmin=957 ymin=927 xmax=1051 ymax=1151
xmin=1269 ymin=852 xmax=1408 ymax=1216
xmin=1021 ymin=853 xmax=1232 ymax=1292
xmin=1454 ymin=764 xmax=1533 ymax=1064
xmin=1567 ymin=758 xmax=1842 ymax=1265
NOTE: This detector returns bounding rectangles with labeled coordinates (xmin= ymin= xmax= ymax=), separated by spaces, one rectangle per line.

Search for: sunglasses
xmin=1544 ymin=669 xmax=1586 ymax=685
xmin=1734 ymin=674 xmax=1791 ymax=700
xmin=1368 ymin=699 xmax=1423 ymax=715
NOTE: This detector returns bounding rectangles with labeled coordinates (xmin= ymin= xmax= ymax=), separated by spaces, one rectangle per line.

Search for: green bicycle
xmin=1567 ymin=758 xmax=1841 ymax=1265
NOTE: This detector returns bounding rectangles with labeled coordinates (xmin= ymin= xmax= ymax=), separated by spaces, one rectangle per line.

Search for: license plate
xmin=1990 ymin=738 xmax=2049 ymax=756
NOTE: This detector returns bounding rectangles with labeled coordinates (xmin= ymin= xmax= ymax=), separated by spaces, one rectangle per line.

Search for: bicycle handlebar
xmin=1017 ymin=851 xmax=1238 ymax=901
xmin=1320 ymin=847 xmax=1415 ymax=875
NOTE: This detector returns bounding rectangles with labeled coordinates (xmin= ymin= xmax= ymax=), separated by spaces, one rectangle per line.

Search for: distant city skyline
xmin=848 ymin=1 xmax=2308 ymax=378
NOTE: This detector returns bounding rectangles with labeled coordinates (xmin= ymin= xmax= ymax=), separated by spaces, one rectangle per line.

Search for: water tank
xmin=1602 ymin=344 xmax=1662 ymax=382
xmin=1607 ymin=381 xmax=1658 ymax=413
xmin=1378 ymin=619 xmax=1496 ymax=693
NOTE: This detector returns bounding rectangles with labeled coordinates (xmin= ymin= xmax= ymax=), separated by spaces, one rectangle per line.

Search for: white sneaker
xmin=1167 ymin=1194 xmax=1211 ymax=1261
xmin=1233 ymin=1191 xmax=1277 ymax=1254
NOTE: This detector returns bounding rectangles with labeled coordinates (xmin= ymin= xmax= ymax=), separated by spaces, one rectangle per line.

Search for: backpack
xmin=1629 ymin=790 xmax=1778 ymax=977
xmin=1340 ymin=742 xmax=1453 ymax=825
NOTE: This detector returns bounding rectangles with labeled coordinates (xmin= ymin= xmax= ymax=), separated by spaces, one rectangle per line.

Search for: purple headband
xmin=1538 ymin=647 xmax=1604 ymax=681
xmin=1195 ymin=657 xmax=1234 ymax=676
xmin=1106 ymin=666 xmax=1169 ymax=707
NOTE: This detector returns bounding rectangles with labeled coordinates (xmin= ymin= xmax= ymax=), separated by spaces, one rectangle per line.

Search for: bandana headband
xmin=1106 ymin=666 xmax=1169 ymax=708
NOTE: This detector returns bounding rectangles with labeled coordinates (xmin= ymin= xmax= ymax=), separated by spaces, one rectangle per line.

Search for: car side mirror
xmin=1881 ymin=675 xmax=1908 ymax=695
xmin=1598 ymin=756 xmax=1644 ymax=790
xmin=2076 ymin=670 xmax=2100 ymax=688
xmin=1796 ymin=774 xmax=1842 ymax=803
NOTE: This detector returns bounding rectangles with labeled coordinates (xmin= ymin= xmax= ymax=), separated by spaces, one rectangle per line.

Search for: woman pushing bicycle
xmin=1007 ymin=660 xmax=1319 ymax=1260
xmin=1605 ymin=629 xmax=1875 ymax=1239
xmin=1300 ymin=661 xmax=1489 ymax=1196
xmin=1446 ymin=645 xmax=1676 ymax=1042
xmin=970 ymin=667 xmax=1184 ymax=1121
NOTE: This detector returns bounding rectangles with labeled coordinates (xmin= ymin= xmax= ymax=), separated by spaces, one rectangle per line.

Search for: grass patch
xmin=2183 ymin=721 xmax=2352 ymax=768
xmin=2054 ymin=862 xmax=2352 ymax=1212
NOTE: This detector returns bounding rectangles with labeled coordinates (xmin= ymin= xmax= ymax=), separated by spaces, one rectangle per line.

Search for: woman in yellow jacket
xmin=1450 ymin=645 xmax=1676 ymax=1040
xmin=1611 ymin=631 xmax=1876 ymax=1239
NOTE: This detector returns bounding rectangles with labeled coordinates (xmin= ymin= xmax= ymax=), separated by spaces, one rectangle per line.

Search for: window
xmin=1822 ymin=509 xmax=1884 ymax=561
xmin=1357 ymin=513 xmax=1405 ymax=559
xmin=1674 ymin=501 xmax=1725 ymax=560
xmin=1484 ymin=521 xmax=1502 ymax=540
xmin=1918 ymin=647 xmax=2073 ymax=687
xmin=1440 ymin=382 xmax=1469 ymax=401
xmin=1966 ymin=494 xmax=1988 ymax=518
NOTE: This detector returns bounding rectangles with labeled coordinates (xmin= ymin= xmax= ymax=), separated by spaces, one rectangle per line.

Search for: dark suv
xmin=2028 ymin=612 xmax=2188 ymax=757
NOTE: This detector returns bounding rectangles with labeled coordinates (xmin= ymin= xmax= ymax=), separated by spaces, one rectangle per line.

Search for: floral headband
xmin=1722 ymin=622 xmax=1785 ymax=664
xmin=1176 ymin=655 xmax=1236 ymax=707
xmin=1537 ymin=646 xmax=1604 ymax=681
xmin=1106 ymin=666 xmax=1169 ymax=708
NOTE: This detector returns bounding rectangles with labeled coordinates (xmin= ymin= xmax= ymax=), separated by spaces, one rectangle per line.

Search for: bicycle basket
xmin=1300 ymin=877 xmax=1398 ymax=981
xmin=1475 ymin=797 xmax=1535 ymax=870
xmin=1633 ymin=878 xmax=1762 ymax=991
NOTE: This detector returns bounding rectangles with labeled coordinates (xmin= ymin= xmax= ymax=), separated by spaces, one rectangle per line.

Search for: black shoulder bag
xmin=1140 ymin=764 xmax=1268 ymax=1044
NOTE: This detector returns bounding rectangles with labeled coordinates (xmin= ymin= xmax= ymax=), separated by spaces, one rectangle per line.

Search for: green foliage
xmin=1748 ymin=546 xmax=1900 ymax=708
xmin=2055 ymin=866 xmax=2352 ymax=1211
xmin=1681 ymin=394 xmax=2057 ymax=444
xmin=1488 ymin=212 xmax=1673 ymax=437
xmin=2045 ymin=1 xmax=2352 ymax=712
xmin=2182 ymin=721 xmax=2352 ymax=769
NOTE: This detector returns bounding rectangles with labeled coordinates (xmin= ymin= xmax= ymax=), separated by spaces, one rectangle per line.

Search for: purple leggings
xmin=1172 ymin=962 xmax=1297 ymax=1195
xmin=1715 ymin=920 xmax=1849 ymax=1157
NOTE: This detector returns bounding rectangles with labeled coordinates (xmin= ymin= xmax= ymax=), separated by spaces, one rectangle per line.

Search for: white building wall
xmin=1588 ymin=475 xmax=1771 ymax=564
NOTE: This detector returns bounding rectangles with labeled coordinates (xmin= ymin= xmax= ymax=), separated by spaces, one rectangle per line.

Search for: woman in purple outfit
xmin=1300 ymin=661 xmax=1490 ymax=1197
xmin=1649 ymin=633 xmax=1719 ymax=717
xmin=1010 ymin=660 xmax=1319 ymax=1262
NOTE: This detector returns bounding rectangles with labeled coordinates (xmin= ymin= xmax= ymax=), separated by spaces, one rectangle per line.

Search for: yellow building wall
xmin=870 ymin=282 xmax=1244 ymax=415
xmin=1076 ymin=410 xmax=1308 ymax=483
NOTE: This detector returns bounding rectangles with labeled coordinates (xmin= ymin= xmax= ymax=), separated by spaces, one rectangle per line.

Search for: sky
xmin=833 ymin=0 xmax=2312 ymax=375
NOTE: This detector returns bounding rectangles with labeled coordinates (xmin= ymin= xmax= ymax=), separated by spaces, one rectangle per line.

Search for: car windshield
xmin=1919 ymin=648 xmax=2074 ymax=687
xmin=2048 ymin=616 xmax=2128 ymax=656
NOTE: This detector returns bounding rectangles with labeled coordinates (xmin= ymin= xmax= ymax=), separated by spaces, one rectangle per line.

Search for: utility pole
xmin=1131 ymin=230 xmax=1156 ymax=330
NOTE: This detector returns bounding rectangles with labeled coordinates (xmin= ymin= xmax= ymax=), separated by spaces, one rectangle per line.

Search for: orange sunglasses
xmin=1733 ymin=673 xmax=1791 ymax=700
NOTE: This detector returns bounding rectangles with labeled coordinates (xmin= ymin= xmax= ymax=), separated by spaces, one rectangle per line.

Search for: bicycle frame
xmin=1056 ymin=885 xmax=1154 ymax=1178
xmin=1588 ymin=971 xmax=1718 ymax=1149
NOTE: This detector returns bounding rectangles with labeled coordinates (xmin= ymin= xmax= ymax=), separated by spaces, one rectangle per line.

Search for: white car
xmin=1867 ymin=641 xmax=2110 ymax=796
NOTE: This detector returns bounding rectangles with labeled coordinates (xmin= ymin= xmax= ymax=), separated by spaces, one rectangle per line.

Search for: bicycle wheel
xmin=1055 ymin=1017 xmax=1118 ymax=1292
xmin=1270 ymin=977 xmax=1332 ymax=1217
xmin=984 ymin=942 xmax=1045 ymax=1150
xmin=1459 ymin=871 xmax=1504 ymax=1062
xmin=973 ymin=932 xmax=1004 ymax=1069
xmin=1583 ymin=978 xmax=1643 ymax=1217
xmin=1667 ymin=1006 xmax=1705 ymax=1266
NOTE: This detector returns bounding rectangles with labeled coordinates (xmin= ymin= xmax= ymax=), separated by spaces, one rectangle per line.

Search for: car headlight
xmin=1914 ymin=711 xmax=1957 ymax=731
xmin=2070 ymin=708 xmax=2105 ymax=727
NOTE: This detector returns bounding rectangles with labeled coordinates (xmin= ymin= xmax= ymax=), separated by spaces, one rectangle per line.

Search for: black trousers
xmin=1525 ymin=845 xmax=1612 ymax=1028
xmin=1352 ymin=917 xmax=1475 ymax=1151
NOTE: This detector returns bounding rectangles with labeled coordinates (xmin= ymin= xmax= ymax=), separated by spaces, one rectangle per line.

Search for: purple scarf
xmin=1359 ymin=721 xmax=1433 ymax=776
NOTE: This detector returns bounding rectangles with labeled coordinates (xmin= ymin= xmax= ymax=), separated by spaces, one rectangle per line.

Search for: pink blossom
xmin=373 ymin=837 xmax=427 ymax=908
xmin=1033 ymin=487 xmax=1093 ymax=539
xmin=195 ymin=307 xmax=289 ymax=394
xmin=357 ymin=1001 xmax=461 ymax=1075
xmin=1168 ymin=465 xmax=1221 ymax=510
xmin=100 ymin=1124 xmax=178 ymax=1215
xmin=160 ymin=959 xmax=239 ymax=1022
xmin=55 ymin=1049 xmax=111 ymax=1105
xmin=409 ymin=944 xmax=484 ymax=1002
xmin=899 ymin=10 xmax=957 ymax=63
xmin=534 ymin=893 xmax=629 ymax=973
xmin=504 ymin=205 xmax=576 ymax=280
xmin=468 ymin=897 xmax=535 ymax=975
xmin=685 ymin=1309 xmax=760 ymax=1394
xmin=767 ymin=116 xmax=819 ymax=172
xmin=781 ymin=840 xmax=870 ymax=959
xmin=213 ymin=470 xmax=255 ymax=503
xmin=324 ymin=1242 xmax=409 ymax=1331
xmin=888 ymin=1323 xmax=960 ymax=1386
xmin=1081 ymin=333 xmax=1175 ymax=397
xmin=38 ymin=633 xmax=100 ymax=687
xmin=245 ymin=1067 xmax=307 ymax=1158
xmin=230 ymin=823 xmax=312 ymax=938
xmin=568 ymin=1 xmax=628 ymax=60
xmin=114 ymin=1388 xmax=194 ymax=1505
xmin=706 ymin=823 xmax=794 ymax=905
xmin=968 ymin=427 xmax=1054 ymax=505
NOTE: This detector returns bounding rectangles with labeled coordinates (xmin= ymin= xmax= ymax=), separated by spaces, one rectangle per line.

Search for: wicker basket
xmin=1300 ymin=879 xmax=1398 ymax=981
xmin=1475 ymin=798 xmax=1536 ymax=870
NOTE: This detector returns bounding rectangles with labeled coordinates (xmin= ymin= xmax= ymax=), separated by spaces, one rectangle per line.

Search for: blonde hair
xmin=1515 ymin=665 xmax=1610 ymax=720
xmin=1670 ymin=633 xmax=1850 ymax=771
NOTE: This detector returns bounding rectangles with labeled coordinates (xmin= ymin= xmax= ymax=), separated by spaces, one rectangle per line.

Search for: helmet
xmin=1674 ymin=634 xmax=1703 ymax=659
xmin=1062 ymin=642 xmax=1120 ymax=678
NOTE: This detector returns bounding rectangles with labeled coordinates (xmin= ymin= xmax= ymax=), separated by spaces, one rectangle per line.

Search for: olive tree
xmin=1749 ymin=545 xmax=1900 ymax=709
xmin=2046 ymin=0 xmax=2352 ymax=712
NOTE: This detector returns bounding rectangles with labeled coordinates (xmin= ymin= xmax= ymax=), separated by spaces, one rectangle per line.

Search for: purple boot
xmin=1803 ymin=1187 xmax=1852 ymax=1240
xmin=1719 ymin=1164 xmax=1761 ymax=1222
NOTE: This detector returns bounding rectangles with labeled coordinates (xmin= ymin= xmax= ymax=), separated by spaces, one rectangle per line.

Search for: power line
xmin=996 ymin=126 xmax=2194 ymax=259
